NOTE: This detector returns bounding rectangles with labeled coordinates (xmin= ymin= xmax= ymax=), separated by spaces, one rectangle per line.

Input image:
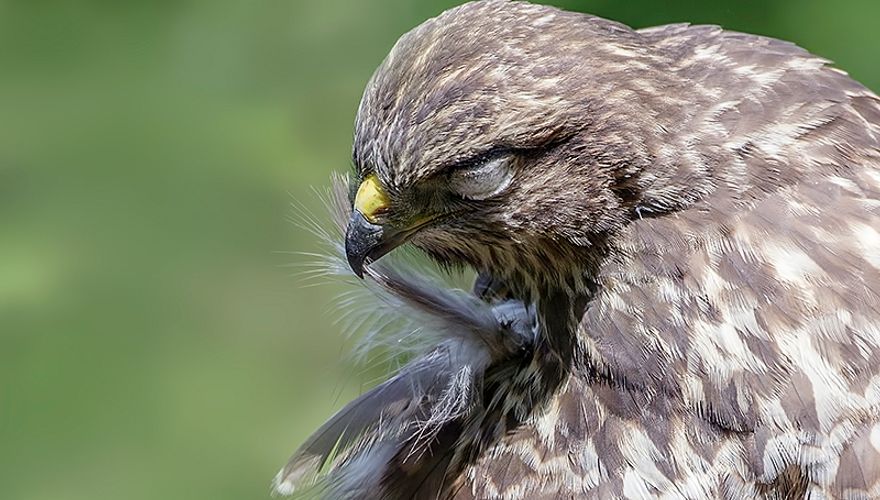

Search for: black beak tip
xmin=345 ymin=210 xmax=383 ymax=279
xmin=347 ymin=253 xmax=366 ymax=279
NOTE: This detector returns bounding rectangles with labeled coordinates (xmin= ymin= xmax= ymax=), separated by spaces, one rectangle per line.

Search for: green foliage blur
xmin=1 ymin=1 xmax=877 ymax=498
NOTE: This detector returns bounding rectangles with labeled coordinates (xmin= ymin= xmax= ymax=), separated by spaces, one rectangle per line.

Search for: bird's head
xmin=345 ymin=0 xmax=693 ymax=294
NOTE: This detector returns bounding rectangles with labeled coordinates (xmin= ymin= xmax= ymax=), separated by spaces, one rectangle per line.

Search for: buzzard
xmin=276 ymin=1 xmax=880 ymax=498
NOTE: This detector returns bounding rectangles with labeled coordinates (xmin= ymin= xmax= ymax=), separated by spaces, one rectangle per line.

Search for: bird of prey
xmin=275 ymin=1 xmax=880 ymax=498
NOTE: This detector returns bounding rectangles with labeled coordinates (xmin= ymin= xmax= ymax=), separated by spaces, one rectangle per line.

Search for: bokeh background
xmin=2 ymin=1 xmax=878 ymax=499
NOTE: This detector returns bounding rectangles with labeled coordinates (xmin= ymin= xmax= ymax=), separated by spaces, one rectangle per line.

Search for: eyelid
xmin=448 ymin=154 xmax=514 ymax=200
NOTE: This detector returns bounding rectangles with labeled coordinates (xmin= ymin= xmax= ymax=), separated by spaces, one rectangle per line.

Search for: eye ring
xmin=448 ymin=154 xmax=515 ymax=200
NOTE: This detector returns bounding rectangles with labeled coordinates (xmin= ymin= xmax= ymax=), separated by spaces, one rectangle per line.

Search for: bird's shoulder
xmin=566 ymin=176 xmax=880 ymax=496
xmin=637 ymin=21 xmax=880 ymax=155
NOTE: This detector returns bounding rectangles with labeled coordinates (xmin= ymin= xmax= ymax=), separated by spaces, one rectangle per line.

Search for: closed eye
xmin=448 ymin=155 xmax=514 ymax=200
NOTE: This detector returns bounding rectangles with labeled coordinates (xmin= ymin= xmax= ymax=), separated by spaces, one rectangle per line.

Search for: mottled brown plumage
xmin=277 ymin=1 xmax=880 ymax=498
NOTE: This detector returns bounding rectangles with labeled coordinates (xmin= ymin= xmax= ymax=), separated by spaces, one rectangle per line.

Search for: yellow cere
xmin=354 ymin=174 xmax=390 ymax=223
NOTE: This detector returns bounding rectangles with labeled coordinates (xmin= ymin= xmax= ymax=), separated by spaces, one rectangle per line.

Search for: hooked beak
xmin=345 ymin=174 xmax=408 ymax=278
xmin=345 ymin=210 xmax=410 ymax=278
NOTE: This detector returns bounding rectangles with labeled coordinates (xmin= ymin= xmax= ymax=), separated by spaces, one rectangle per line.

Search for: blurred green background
xmin=1 ymin=1 xmax=877 ymax=499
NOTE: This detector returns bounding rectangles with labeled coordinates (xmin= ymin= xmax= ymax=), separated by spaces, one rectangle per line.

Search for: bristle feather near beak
xmin=274 ymin=174 xmax=536 ymax=498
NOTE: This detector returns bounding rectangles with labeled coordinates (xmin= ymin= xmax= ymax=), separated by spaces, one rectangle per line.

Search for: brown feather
xmin=282 ymin=1 xmax=880 ymax=498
